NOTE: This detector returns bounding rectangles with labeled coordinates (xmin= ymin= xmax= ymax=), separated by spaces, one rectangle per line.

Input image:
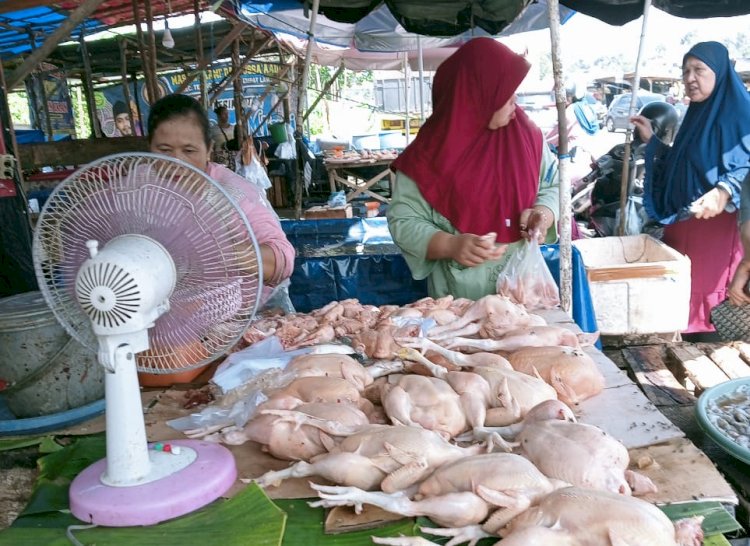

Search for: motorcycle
xmin=571 ymin=101 xmax=680 ymax=239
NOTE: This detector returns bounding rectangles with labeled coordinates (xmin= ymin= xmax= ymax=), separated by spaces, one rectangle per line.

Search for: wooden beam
xmin=7 ymin=0 xmax=107 ymax=89
xmin=18 ymin=136 xmax=149 ymax=171
xmin=143 ymin=0 xmax=159 ymax=102
xmin=119 ymin=40 xmax=137 ymax=137
xmin=132 ymin=0 xmax=157 ymax=104
xmin=208 ymin=37 xmax=274 ymax=105
xmin=667 ymin=344 xmax=729 ymax=395
xmin=621 ymin=345 xmax=695 ymax=406
xmin=174 ymin=22 xmax=248 ymax=94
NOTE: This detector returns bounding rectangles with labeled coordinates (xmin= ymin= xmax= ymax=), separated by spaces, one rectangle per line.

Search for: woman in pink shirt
xmin=147 ymin=94 xmax=295 ymax=303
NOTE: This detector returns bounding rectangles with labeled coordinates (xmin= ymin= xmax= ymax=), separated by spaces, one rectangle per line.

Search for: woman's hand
xmin=728 ymin=259 xmax=750 ymax=306
xmin=519 ymin=206 xmax=554 ymax=243
xmin=629 ymin=115 xmax=653 ymax=143
xmin=428 ymin=231 xmax=506 ymax=267
xmin=689 ymin=186 xmax=730 ymax=219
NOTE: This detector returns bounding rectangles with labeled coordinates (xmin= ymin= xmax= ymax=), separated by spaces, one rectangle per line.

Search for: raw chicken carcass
xmin=448 ymin=366 xmax=558 ymax=428
xmin=310 ymin=453 xmax=566 ymax=531
xmin=284 ymin=353 xmax=375 ymax=391
xmin=220 ymin=402 xmax=370 ymax=460
xmin=399 ymin=338 xmax=512 ymax=370
xmin=253 ymin=425 xmax=484 ymax=492
xmin=507 ymin=346 xmax=605 ymax=405
xmin=380 ymin=374 xmax=470 ymax=438
xmin=426 ymin=295 xmax=533 ymax=340
xmin=490 ymin=400 xmax=657 ymax=496
xmin=501 ymin=486 xmax=703 ymax=546
xmin=446 ymin=326 xmax=599 ymax=353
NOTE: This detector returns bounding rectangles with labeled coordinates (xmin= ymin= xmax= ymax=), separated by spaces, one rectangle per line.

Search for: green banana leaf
xmin=0 ymin=437 xmax=45 ymax=452
xmin=1 ymin=435 xmax=285 ymax=546
xmin=659 ymin=501 xmax=743 ymax=536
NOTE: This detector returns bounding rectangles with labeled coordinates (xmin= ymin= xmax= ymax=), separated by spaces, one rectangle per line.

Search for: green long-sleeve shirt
xmin=387 ymin=138 xmax=560 ymax=300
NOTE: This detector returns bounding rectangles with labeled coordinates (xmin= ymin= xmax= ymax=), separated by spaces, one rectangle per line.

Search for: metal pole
xmin=547 ymin=0 xmax=572 ymax=314
xmin=618 ymin=0 xmax=652 ymax=236
xmin=294 ymin=0 xmax=320 ymax=220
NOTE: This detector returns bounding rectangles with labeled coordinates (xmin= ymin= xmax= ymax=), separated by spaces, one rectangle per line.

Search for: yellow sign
xmin=380 ymin=118 xmax=421 ymax=133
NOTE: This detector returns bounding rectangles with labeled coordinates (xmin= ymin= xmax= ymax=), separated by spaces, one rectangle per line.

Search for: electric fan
xmin=32 ymin=153 xmax=263 ymax=526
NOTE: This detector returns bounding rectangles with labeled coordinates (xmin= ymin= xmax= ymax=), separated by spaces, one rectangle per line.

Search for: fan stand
xmin=69 ymin=343 xmax=237 ymax=527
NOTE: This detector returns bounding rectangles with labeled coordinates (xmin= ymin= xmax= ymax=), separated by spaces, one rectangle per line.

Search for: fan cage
xmin=33 ymin=153 xmax=263 ymax=373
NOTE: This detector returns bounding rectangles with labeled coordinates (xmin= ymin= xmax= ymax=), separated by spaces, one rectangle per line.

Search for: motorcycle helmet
xmin=635 ymin=101 xmax=679 ymax=145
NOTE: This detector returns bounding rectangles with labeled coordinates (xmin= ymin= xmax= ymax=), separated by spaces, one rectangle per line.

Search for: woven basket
xmin=710 ymin=300 xmax=750 ymax=342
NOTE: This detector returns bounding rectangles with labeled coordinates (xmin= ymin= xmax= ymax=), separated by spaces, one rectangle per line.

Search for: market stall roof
xmin=234 ymin=1 xmax=574 ymax=51
xmin=298 ymin=0 xmax=750 ymax=32
xmin=0 ymin=1 xmax=227 ymax=59
xmin=44 ymin=18 xmax=282 ymax=79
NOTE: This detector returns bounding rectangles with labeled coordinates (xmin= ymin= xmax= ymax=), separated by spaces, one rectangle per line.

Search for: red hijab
xmin=391 ymin=38 xmax=543 ymax=242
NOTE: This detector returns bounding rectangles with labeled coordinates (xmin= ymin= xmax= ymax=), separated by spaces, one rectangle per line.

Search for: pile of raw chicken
xmin=191 ymin=295 xmax=704 ymax=546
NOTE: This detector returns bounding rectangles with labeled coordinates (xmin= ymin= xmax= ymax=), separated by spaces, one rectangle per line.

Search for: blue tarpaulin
xmin=281 ymin=218 xmax=597 ymax=334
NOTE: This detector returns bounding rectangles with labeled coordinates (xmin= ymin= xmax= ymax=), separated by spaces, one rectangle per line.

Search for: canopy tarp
xmin=235 ymin=1 xmax=574 ymax=51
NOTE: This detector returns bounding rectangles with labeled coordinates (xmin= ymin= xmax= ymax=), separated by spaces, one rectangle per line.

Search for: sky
xmin=500 ymin=9 xmax=750 ymax=84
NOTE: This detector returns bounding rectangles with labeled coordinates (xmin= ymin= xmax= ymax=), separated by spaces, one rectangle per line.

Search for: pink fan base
xmin=69 ymin=440 xmax=237 ymax=527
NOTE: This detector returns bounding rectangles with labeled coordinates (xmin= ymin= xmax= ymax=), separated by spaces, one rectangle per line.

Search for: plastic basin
xmin=695 ymin=377 xmax=750 ymax=465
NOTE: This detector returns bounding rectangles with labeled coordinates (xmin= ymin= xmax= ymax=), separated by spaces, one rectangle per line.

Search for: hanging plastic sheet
xmin=281 ymin=218 xmax=597 ymax=336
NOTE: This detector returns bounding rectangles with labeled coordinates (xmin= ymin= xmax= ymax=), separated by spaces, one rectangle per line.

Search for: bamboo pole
xmin=303 ymin=63 xmax=344 ymax=122
xmin=294 ymin=0 xmax=320 ymax=220
xmin=132 ymin=0 xmax=157 ymax=104
xmin=143 ymin=0 xmax=159 ymax=102
xmin=79 ymin=31 xmax=101 ymax=138
xmin=174 ymin=22 xmax=248 ymax=94
xmin=547 ymin=0 xmax=572 ymax=313
xmin=209 ymin=37 xmax=273 ymax=105
xmin=119 ymin=39 xmax=137 ymax=137
xmin=618 ymin=0 xmax=652 ymax=236
xmin=232 ymin=38 xmax=246 ymax=146
xmin=7 ymin=0 xmax=107 ymax=88
xmin=193 ymin=0 xmax=207 ymax=108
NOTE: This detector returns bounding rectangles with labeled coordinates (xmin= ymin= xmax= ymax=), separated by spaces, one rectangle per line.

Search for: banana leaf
xmin=659 ymin=501 xmax=743 ymax=536
xmin=0 ymin=437 xmax=44 ymax=452
xmin=2 ymin=435 xmax=286 ymax=546
xmin=0 ymin=484 xmax=285 ymax=546
xmin=276 ymin=499 xmax=419 ymax=545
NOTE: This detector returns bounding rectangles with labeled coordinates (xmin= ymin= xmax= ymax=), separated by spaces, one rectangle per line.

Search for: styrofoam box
xmin=572 ymin=234 xmax=691 ymax=335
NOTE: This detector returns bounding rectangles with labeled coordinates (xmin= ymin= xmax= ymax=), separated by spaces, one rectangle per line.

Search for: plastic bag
xmin=328 ymin=190 xmax=347 ymax=208
xmin=496 ymin=239 xmax=560 ymax=309
xmin=237 ymin=155 xmax=272 ymax=192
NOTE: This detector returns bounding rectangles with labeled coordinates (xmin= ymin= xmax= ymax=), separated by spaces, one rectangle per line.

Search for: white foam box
xmin=573 ymin=234 xmax=691 ymax=335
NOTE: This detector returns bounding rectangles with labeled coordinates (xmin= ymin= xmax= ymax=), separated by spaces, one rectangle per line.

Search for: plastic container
xmin=352 ymin=134 xmax=380 ymax=150
xmin=0 ymin=291 xmax=104 ymax=418
xmin=695 ymin=377 xmax=750 ymax=465
xmin=572 ymin=234 xmax=691 ymax=335
xmin=269 ymin=122 xmax=288 ymax=144
xmin=365 ymin=201 xmax=380 ymax=218
xmin=378 ymin=131 xmax=406 ymax=149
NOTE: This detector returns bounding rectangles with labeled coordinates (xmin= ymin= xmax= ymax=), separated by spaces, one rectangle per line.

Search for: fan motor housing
xmin=76 ymin=235 xmax=176 ymax=335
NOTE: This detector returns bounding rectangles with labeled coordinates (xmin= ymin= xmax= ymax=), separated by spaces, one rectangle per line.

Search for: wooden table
xmin=324 ymin=158 xmax=396 ymax=204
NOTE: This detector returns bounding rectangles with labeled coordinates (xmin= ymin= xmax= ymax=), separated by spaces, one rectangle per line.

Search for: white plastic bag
xmin=237 ymin=155 xmax=272 ymax=192
xmin=496 ymin=239 xmax=560 ymax=309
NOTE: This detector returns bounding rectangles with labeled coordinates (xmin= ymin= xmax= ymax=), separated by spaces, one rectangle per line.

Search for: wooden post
xmin=193 ymin=0 xmax=207 ymax=108
xmin=7 ymin=0 xmax=107 ymax=89
xmin=209 ymin=37 xmax=273 ymax=105
xmin=546 ymin=0 xmax=572 ymax=314
xmin=295 ymin=0 xmax=320 ymax=220
xmin=303 ymin=63 xmax=344 ymax=122
xmin=143 ymin=0 xmax=159 ymax=102
xmin=119 ymin=39 xmax=137 ymax=137
xmin=25 ymin=27 xmax=53 ymax=142
xmin=132 ymin=0 xmax=157 ymax=104
xmin=618 ymin=0 xmax=653 ymax=236
xmin=253 ymin=70 xmax=301 ymax=137
xmin=232 ymin=38 xmax=246 ymax=145
xmin=174 ymin=22 xmax=247 ymax=95
xmin=0 ymin=56 xmax=24 ymax=190
xmin=79 ymin=31 xmax=101 ymax=138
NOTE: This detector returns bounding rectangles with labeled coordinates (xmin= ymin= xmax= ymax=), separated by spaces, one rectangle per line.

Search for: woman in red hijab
xmin=387 ymin=38 xmax=560 ymax=299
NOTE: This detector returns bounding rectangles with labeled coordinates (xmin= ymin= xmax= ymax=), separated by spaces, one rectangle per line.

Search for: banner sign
xmin=26 ymin=62 xmax=76 ymax=141
xmin=95 ymin=61 xmax=293 ymax=139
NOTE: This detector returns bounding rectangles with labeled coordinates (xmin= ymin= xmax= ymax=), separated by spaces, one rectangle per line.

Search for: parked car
xmin=604 ymin=92 xmax=666 ymax=132
xmin=583 ymin=93 xmax=607 ymax=127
